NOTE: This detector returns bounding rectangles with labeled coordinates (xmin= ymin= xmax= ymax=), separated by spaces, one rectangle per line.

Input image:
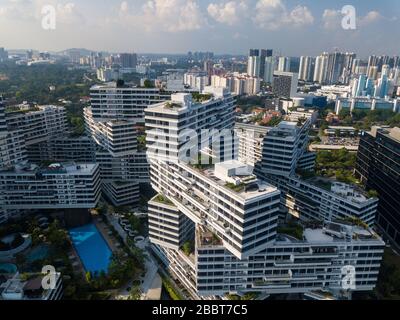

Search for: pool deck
xmin=92 ymin=216 xmax=119 ymax=253
xmin=68 ymin=244 xmax=86 ymax=279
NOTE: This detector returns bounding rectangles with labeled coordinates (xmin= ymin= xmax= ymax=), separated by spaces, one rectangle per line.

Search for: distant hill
xmin=59 ymin=48 xmax=93 ymax=56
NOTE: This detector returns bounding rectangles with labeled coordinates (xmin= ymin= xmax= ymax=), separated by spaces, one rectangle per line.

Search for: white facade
xmin=146 ymin=92 xmax=384 ymax=299
xmin=247 ymin=56 xmax=261 ymax=77
xmin=314 ymin=54 xmax=328 ymax=83
xmin=235 ymin=123 xmax=269 ymax=166
xmin=299 ymin=56 xmax=314 ymax=82
xmin=278 ymin=57 xmax=291 ymax=72
xmin=86 ymin=82 xmax=171 ymax=205
xmin=0 ymin=162 xmax=101 ymax=210
xmin=264 ymin=56 xmax=276 ymax=83
xmin=89 ymin=82 xmax=170 ymax=123
xmin=5 ymin=105 xmax=68 ymax=147
xmin=211 ymin=73 xmax=260 ymax=96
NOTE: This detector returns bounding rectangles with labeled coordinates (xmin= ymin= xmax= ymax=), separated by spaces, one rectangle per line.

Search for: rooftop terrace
xmin=276 ymin=220 xmax=380 ymax=244
xmin=195 ymin=160 xmax=278 ymax=200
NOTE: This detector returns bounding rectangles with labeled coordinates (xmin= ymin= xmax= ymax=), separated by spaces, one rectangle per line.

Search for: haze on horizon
xmin=0 ymin=0 xmax=399 ymax=57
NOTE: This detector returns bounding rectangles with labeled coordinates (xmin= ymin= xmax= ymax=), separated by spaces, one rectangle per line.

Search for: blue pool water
xmin=69 ymin=223 xmax=112 ymax=275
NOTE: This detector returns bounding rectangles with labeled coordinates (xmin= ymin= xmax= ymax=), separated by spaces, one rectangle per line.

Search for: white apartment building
xmin=259 ymin=120 xmax=309 ymax=177
xmin=335 ymin=96 xmax=399 ymax=114
xmin=314 ymin=54 xmax=328 ymax=83
xmin=148 ymin=159 xmax=281 ymax=260
xmin=247 ymin=56 xmax=261 ymax=77
xmin=148 ymin=195 xmax=194 ymax=250
xmin=211 ymin=73 xmax=260 ymax=96
xmin=86 ymin=81 xmax=171 ymax=206
xmin=5 ymin=105 xmax=67 ymax=147
xmin=0 ymin=100 xmax=27 ymax=170
xmin=89 ymin=82 xmax=170 ymax=123
xmin=299 ymin=56 xmax=314 ymax=82
xmin=234 ymin=123 xmax=269 ymax=166
xmin=184 ymin=72 xmax=209 ymax=91
xmin=145 ymin=87 xmax=236 ymax=163
xmin=27 ymin=135 xmax=96 ymax=164
xmin=278 ymin=57 xmax=291 ymax=72
xmin=155 ymin=220 xmax=384 ymax=299
xmin=145 ymin=90 xmax=384 ymax=299
xmin=236 ymin=120 xmax=378 ymax=226
xmin=316 ymin=85 xmax=351 ymax=101
xmin=260 ymin=174 xmax=379 ymax=227
xmin=264 ymin=56 xmax=276 ymax=83
xmin=285 ymin=108 xmax=319 ymax=124
xmin=0 ymin=130 xmax=27 ymax=170
xmin=96 ymin=67 xmax=119 ymax=82
xmin=84 ymin=109 xmax=138 ymax=157
xmin=0 ymin=96 xmax=6 ymax=131
xmin=0 ymin=162 xmax=101 ymax=210
xmin=1 ymin=104 xmax=78 ymax=166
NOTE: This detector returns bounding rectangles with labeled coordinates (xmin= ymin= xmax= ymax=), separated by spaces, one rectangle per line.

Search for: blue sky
xmin=0 ymin=0 xmax=399 ymax=57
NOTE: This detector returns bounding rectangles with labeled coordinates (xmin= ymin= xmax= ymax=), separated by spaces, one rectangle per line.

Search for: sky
xmin=0 ymin=0 xmax=399 ymax=57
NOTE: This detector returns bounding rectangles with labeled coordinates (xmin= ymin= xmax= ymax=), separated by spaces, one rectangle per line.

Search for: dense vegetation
xmin=315 ymin=149 xmax=358 ymax=184
xmin=337 ymin=109 xmax=400 ymax=129
xmin=0 ymin=63 xmax=91 ymax=104
xmin=161 ymin=275 xmax=184 ymax=300
xmin=236 ymin=96 xmax=266 ymax=113
xmin=0 ymin=63 xmax=93 ymax=135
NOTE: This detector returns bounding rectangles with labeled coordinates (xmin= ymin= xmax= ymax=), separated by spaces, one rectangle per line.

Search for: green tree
xmin=182 ymin=241 xmax=194 ymax=256
xmin=143 ymin=79 xmax=154 ymax=88
xmin=85 ymin=271 xmax=92 ymax=283
xmin=129 ymin=285 xmax=142 ymax=300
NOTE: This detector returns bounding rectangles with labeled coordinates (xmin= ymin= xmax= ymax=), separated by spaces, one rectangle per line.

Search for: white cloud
xmin=322 ymin=9 xmax=341 ymax=30
xmin=289 ymin=6 xmax=314 ymax=26
xmin=0 ymin=0 xmax=34 ymax=20
xmin=0 ymin=0 xmax=84 ymax=25
xmin=55 ymin=3 xmax=85 ymax=25
xmin=207 ymin=1 xmax=248 ymax=26
xmin=253 ymin=0 xmax=314 ymax=30
xmin=359 ymin=11 xmax=383 ymax=26
xmin=322 ymin=9 xmax=385 ymax=30
xmin=119 ymin=0 xmax=206 ymax=33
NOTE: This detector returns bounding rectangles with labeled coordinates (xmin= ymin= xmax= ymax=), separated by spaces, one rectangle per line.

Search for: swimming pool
xmin=69 ymin=223 xmax=112 ymax=275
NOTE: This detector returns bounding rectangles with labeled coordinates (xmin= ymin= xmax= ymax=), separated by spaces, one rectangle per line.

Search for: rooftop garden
xmin=367 ymin=189 xmax=379 ymax=199
xmin=192 ymin=92 xmax=212 ymax=103
xmin=316 ymin=149 xmax=360 ymax=185
xmin=277 ymin=222 xmax=304 ymax=240
xmin=5 ymin=106 xmax=40 ymax=113
xmin=153 ymin=194 xmax=174 ymax=206
xmin=336 ymin=216 xmax=370 ymax=230
xmin=199 ymin=231 xmax=222 ymax=247
xmin=164 ymin=102 xmax=182 ymax=109
xmin=225 ymin=182 xmax=246 ymax=193
xmin=227 ymin=292 xmax=260 ymax=300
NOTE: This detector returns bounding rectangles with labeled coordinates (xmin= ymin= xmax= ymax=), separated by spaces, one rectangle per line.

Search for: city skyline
xmin=0 ymin=0 xmax=399 ymax=56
